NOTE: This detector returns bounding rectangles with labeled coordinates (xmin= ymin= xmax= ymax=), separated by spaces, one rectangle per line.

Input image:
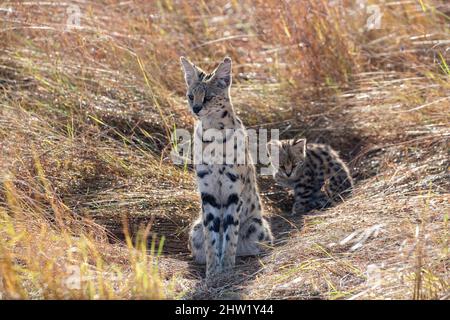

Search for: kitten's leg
xmin=200 ymin=192 xmax=222 ymax=278
xmin=188 ymin=216 xmax=206 ymax=264
xmin=292 ymin=178 xmax=316 ymax=214
xmin=237 ymin=216 xmax=273 ymax=256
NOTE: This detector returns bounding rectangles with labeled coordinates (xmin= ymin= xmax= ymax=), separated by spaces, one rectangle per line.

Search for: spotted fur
xmin=268 ymin=138 xmax=353 ymax=214
xmin=180 ymin=57 xmax=273 ymax=280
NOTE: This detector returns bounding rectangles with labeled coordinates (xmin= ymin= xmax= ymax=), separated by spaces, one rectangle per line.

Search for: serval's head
xmin=180 ymin=56 xmax=232 ymax=118
xmin=267 ymin=138 xmax=307 ymax=186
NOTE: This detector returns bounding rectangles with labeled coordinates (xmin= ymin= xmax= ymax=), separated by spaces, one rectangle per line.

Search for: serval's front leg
xmin=200 ymin=192 xmax=222 ymax=279
xmin=221 ymin=191 xmax=242 ymax=272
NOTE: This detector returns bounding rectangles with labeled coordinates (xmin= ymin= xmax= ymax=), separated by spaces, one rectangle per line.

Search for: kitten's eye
xmin=204 ymin=96 xmax=213 ymax=102
xmin=188 ymin=94 xmax=194 ymax=101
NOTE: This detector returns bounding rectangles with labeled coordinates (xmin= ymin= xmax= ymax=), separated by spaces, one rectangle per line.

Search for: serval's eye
xmin=204 ymin=96 xmax=213 ymax=102
xmin=188 ymin=94 xmax=194 ymax=101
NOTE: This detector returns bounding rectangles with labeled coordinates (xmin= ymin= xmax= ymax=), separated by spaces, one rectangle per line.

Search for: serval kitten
xmin=268 ymin=138 xmax=353 ymax=214
xmin=180 ymin=57 xmax=273 ymax=280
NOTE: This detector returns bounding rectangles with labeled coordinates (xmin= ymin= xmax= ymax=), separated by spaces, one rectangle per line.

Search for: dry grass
xmin=0 ymin=0 xmax=449 ymax=299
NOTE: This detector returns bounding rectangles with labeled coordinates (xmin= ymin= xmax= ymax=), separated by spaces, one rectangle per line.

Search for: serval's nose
xmin=193 ymin=104 xmax=202 ymax=114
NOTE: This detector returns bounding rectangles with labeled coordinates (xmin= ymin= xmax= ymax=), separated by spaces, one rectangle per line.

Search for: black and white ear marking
xmin=180 ymin=56 xmax=198 ymax=86
xmin=213 ymin=57 xmax=232 ymax=89
xmin=292 ymin=138 xmax=307 ymax=158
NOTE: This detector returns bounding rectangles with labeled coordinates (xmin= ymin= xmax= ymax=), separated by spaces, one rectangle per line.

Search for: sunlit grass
xmin=0 ymin=156 xmax=166 ymax=299
xmin=0 ymin=0 xmax=448 ymax=300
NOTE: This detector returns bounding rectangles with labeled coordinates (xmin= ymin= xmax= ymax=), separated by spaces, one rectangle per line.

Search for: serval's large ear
xmin=291 ymin=138 xmax=307 ymax=158
xmin=180 ymin=56 xmax=198 ymax=86
xmin=212 ymin=57 xmax=232 ymax=89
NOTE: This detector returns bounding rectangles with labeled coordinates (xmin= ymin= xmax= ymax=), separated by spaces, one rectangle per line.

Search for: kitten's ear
xmin=180 ymin=56 xmax=198 ymax=86
xmin=291 ymin=138 xmax=307 ymax=158
xmin=212 ymin=57 xmax=232 ymax=89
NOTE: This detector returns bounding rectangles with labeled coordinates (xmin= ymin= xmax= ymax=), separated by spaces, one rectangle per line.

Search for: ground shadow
xmin=95 ymin=214 xmax=190 ymax=255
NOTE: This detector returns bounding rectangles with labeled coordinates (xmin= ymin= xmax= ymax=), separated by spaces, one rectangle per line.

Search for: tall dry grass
xmin=0 ymin=152 xmax=166 ymax=299
xmin=0 ymin=0 xmax=449 ymax=299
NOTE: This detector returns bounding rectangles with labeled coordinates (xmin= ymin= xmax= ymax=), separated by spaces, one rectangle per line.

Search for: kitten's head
xmin=180 ymin=56 xmax=232 ymax=118
xmin=267 ymin=138 xmax=307 ymax=185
